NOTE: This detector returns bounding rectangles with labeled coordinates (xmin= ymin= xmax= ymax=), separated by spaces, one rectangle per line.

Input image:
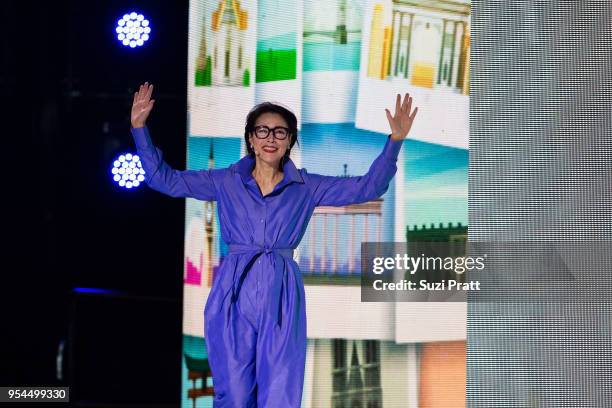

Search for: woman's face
xmin=249 ymin=112 xmax=292 ymax=165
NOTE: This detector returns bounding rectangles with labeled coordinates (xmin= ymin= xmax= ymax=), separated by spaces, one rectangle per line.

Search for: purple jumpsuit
xmin=131 ymin=126 xmax=404 ymax=407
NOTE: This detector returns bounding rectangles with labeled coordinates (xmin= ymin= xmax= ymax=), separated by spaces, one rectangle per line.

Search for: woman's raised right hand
xmin=131 ymin=82 xmax=155 ymax=128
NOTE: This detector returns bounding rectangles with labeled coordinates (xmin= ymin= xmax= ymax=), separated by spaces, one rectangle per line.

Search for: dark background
xmin=2 ymin=0 xmax=189 ymax=404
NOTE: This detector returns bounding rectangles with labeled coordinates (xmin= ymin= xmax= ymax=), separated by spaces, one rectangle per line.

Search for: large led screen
xmin=182 ymin=1 xmax=470 ymax=406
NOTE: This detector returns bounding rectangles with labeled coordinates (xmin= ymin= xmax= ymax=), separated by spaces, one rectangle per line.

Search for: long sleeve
xmin=306 ymin=135 xmax=404 ymax=207
xmin=131 ymin=126 xmax=226 ymax=200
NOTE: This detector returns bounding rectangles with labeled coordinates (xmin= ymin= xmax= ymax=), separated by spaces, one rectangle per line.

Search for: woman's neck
xmin=252 ymin=157 xmax=283 ymax=184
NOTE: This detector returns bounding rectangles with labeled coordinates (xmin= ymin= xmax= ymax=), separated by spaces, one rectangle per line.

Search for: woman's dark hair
xmin=244 ymin=102 xmax=300 ymax=159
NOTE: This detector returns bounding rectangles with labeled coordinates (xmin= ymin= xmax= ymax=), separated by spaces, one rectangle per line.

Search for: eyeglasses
xmin=252 ymin=125 xmax=290 ymax=140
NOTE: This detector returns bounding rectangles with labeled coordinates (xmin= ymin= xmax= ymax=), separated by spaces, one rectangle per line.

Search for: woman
xmin=131 ymin=82 xmax=418 ymax=407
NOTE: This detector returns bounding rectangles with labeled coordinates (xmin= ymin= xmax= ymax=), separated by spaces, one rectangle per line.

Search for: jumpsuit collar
xmin=236 ymin=154 xmax=304 ymax=187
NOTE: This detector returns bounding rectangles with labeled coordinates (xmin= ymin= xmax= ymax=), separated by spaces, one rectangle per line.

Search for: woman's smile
xmin=262 ymin=145 xmax=279 ymax=153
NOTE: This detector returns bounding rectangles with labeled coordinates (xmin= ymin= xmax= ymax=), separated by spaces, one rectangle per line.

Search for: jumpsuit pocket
xmin=204 ymin=282 xmax=225 ymax=323
xmin=204 ymin=275 xmax=225 ymax=324
xmin=204 ymin=257 xmax=236 ymax=321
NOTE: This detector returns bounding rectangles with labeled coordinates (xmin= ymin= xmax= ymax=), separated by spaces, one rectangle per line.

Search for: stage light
xmin=116 ymin=12 xmax=151 ymax=48
xmin=73 ymin=287 xmax=123 ymax=295
xmin=111 ymin=153 xmax=145 ymax=189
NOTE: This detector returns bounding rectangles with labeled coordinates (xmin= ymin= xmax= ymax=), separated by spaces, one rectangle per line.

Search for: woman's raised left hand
xmin=385 ymin=93 xmax=418 ymax=141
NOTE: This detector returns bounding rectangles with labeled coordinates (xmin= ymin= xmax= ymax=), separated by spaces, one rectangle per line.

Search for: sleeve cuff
xmin=382 ymin=134 xmax=404 ymax=161
xmin=131 ymin=125 xmax=154 ymax=150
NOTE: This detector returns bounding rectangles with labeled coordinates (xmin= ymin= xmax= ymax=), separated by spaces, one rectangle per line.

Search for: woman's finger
xmin=404 ymin=95 xmax=412 ymax=114
xmin=395 ymin=94 xmax=401 ymax=115
xmin=143 ymin=85 xmax=151 ymax=102
xmin=385 ymin=108 xmax=393 ymax=126
xmin=146 ymin=84 xmax=154 ymax=101
xmin=410 ymin=106 xmax=418 ymax=121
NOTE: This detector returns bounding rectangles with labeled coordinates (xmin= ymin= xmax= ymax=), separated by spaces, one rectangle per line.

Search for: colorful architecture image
xmin=253 ymin=0 xmax=303 ymax=124
xmin=195 ymin=0 xmax=251 ymax=87
xmin=303 ymin=338 xmax=466 ymax=407
xmin=303 ymin=0 xmax=363 ymax=71
xmin=296 ymin=123 xmax=396 ymax=285
xmin=256 ymin=0 xmax=298 ymax=83
xmin=184 ymin=140 xmax=219 ymax=289
xmin=301 ymin=0 xmax=364 ymax=123
xmin=183 ymin=0 xmax=470 ymax=406
xmin=356 ymin=0 xmax=470 ymax=150
xmin=366 ymin=0 xmax=470 ymax=94
xmin=188 ymin=0 xmax=256 ymax=136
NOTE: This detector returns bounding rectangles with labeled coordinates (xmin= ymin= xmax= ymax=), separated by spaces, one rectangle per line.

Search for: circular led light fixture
xmin=111 ymin=153 xmax=146 ymax=189
xmin=116 ymin=12 xmax=151 ymax=48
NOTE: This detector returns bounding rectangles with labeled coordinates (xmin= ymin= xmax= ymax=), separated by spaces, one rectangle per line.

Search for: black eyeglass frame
xmin=252 ymin=125 xmax=291 ymax=140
